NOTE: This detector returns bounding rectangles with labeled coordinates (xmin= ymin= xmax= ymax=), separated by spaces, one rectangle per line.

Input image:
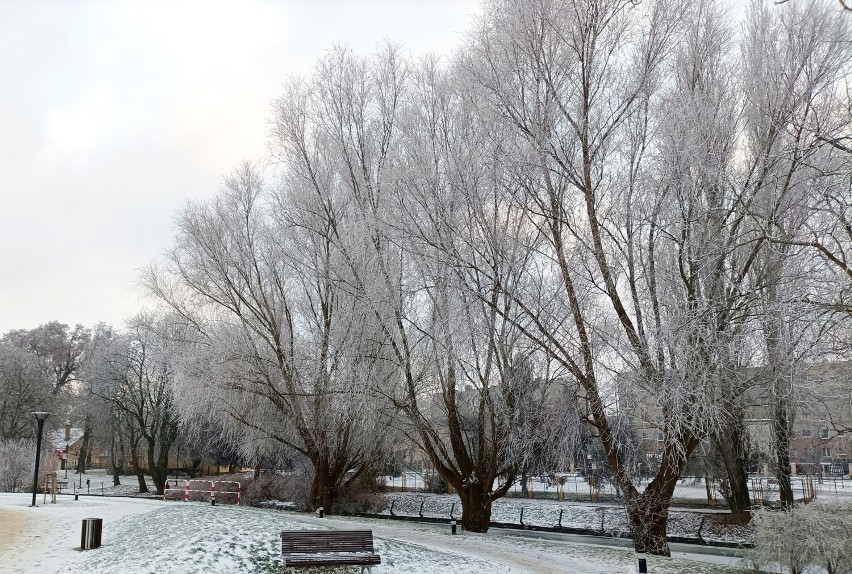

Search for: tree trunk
xmin=148 ymin=447 xmax=168 ymax=495
xmin=76 ymin=422 xmax=92 ymax=474
xmin=309 ymin=458 xmax=340 ymax=514
xmin=458 ymin=482 xmax=493 ymax=533
xmin=714 ymin=425 xmax=751 ymax=523
xmin=128 ymin=441 xmax=148 ymax=493
xmin=109 ymin=433 xmax=121 ymax=486
xmin=625 ymin=471 xmax=679 ymax=556
xmin=704 ymin=475 xmax=714 ymax=506
xmin=188 ymin=458 xmax=201 ymax=478
xmin=147 ymin=432 xmax=175 ymax=496
xmin=520 ymin=467 xmax=528 ymax=498
xmin=773 ymin=397 xmax=795 ymax=508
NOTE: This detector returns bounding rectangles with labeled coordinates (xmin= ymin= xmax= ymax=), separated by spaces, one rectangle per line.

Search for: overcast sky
xmin=0 ymin=0 xmax=481 ymax=334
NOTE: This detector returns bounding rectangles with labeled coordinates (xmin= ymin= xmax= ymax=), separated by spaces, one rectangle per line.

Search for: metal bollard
xmin=318 ymin=506 xmax=324 ymax=518
xmin=637 ymin=552 xmax=647 ymax=573
xmin=450 ymin=520 xmax=457 ymax=535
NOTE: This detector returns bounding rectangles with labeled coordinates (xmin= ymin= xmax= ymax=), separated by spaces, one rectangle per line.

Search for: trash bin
xmin=81 ymin=518 xmax=103 ymax=550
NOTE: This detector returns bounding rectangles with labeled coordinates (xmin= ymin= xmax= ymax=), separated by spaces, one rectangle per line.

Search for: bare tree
xmin=87 ymin=314 xmax=182 ymax=495
xmin=0 ymin=342 xmax=54 ymax=440
xmin=3 ymin=321 xmax=89 ymax=395
xmin=465 ymin=0 xmax=849 ymax=554
xmin=147 ymin=162 xmax=392 ymax=512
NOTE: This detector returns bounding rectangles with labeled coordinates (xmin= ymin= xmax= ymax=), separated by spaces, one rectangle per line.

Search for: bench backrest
xmin=281 ymin=530 xmax=375 ymax=555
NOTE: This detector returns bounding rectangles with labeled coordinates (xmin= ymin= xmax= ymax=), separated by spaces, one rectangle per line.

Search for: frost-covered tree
xmin=147 ymin=162 xmax=393 ymax=512
xmin=0 ymin=439 xmax=35 ymax=492
xmin=266 ymin=45 xmax=580 ymax=531
xmin=0 ymin=342 xmax=54 ymax=440
xmin=2 ymin=321 xmax=89 ymax=395
xmin=87 ymin=314 xmax=182 ymax=495
xmin=465 ymin=0 xmax=850 ymax=554
xmin=752 ymin=503 xmax=852 ymax=574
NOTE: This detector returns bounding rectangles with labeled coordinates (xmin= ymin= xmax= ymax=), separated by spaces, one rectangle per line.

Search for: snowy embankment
xmin=0 ymin=493 xmax=749 ymax=574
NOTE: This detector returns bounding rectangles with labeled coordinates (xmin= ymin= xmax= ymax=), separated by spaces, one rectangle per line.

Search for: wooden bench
xmin=280 ymin=530 xmax=381 ymax=573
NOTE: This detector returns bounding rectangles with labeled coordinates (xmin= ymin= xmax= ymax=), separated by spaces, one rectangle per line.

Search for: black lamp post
xmin=30 ymin=412 xmax=50 ymax=507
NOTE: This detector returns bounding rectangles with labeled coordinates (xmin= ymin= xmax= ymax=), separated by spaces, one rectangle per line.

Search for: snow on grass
xmin=49 ymin=504 xmax=510 ymax=574
xmin=0 ymin=492 xmax=751 ymax=574
xmin=50 ymin=503 xmax=747 ymax=574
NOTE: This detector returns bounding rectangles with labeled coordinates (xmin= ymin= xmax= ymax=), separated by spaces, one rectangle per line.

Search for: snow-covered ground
xmin=0 ymin=493 xmax=749 ymax=574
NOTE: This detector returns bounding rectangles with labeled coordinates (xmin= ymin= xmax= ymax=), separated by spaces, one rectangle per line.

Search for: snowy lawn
xmin=0 ymin=493 xmax=751 ymax=574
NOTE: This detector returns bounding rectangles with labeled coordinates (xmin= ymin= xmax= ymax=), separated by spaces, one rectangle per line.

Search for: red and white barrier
xmin=163 ymin=479 xmax=189 ymax=501
xmin=163 ymin=478 xmax=242 ymax=506
xmin=213 ymin=480 xmax=242 ymax=505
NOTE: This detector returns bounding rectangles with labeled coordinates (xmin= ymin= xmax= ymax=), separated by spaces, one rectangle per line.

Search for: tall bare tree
xmin=466 ymin=0 xmax=849 ymax=553
xmin=147 ymin=162 xmax=392 ymax=512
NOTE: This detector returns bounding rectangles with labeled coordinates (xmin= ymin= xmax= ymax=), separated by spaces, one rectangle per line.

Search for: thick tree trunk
xmin=128 ymin=442 xmax=148 ymax=493
xmin=713 ymin=416 xmax=751 ymax=524
xmin=76 ymin=422 xmax=92 ymax=474
xmin=773 ymin=398 xmax=794 ymax=507
xmin=309 ymin=458 xmax=340 ymax=514
xmin=109 ymin=434 xmax=121 ymax=486
xmin=458 ymin=482 xmax=493 ymax=533
xmin=714 ymin=425 xmax=751 ymax=523
xmin=147 ymin=431 xmax=175 ymax=495
xmin=625 ymin=470 xmax=679 ymax=556
xmin=148 ymin=447 xmax=168 ymax=496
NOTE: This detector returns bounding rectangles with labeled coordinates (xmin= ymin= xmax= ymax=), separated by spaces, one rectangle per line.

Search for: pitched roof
xmin=47 ymin=427 xmax=85 ymax=448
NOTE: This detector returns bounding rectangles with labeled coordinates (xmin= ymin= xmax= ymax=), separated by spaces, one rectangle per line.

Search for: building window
xmin=790 ymin=449 xmax=798 ymax=458
xmin=657 ymin=432 xmax=664 ymax=443
xmin=822 ymin=447 xmax=831 ymax=458
xmin=821 ymin=428 xmax=830 ymax=439
xmin=803 ymin=429 xmax=812 ymax=437
xmin=839 ymin=448 xmax=847 ymax=457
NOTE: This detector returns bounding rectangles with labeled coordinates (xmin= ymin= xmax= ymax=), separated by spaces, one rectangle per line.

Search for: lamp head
xmin=31 ymin=412 xmax=50 ymax=421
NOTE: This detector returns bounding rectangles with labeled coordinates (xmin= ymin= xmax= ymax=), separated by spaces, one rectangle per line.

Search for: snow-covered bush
xmin=751 ymin=503 xmax=852 ymax=574
xmin=0 ymin=439 xmax=35 ymax=492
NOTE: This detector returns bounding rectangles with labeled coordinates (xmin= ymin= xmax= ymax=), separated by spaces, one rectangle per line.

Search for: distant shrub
xmin=750 ymin=503 xmax=852 ymax=574
xmin=244 ymin=471 xmax=313 ymax=511
xmin=425 ymin=473 xmax=447 ymax=494
xmin=335 ymin=472 xmax=387 ymax=515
